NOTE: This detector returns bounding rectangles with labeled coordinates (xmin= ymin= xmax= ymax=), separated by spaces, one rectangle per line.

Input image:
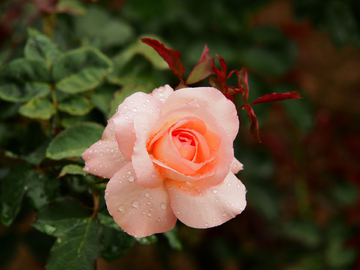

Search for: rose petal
xmin=161 ymin=87 xmax=239 ymax=141
xmin=166 ymin=172 xmax=246 ymax=228
xmin=82 ymin=139 xmax=127 ymax=179
xmin=149 ymin=105 xmax=234 ymax=187
xmin=230 ymin=158 xmax=243 ymax=174
xmin=131 ymin=112 xmax=164 ymax=188
xmin=105 ymin=163 xmax=177 ymax=238
xmin=151 ymin=84 xmax=174 ymax=103
xmin=113 ymin=92 xmax=162 ymax=161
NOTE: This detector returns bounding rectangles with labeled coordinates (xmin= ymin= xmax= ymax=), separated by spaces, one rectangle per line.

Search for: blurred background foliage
xmin=0 ymin=0 xmax=360 ymax=269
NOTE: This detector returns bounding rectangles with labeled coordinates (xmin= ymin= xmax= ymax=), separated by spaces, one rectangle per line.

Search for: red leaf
xmin=245 ymin=104 xmax=261 ymax=142
xmin=212 ymin=65 xmax=224 ymax=83
xmin=226 ymin=69 xmax=237 ymax=81
xmin=237 ymin=68 xmax=249 ymax=103
xmin=251 ymin=91 xmax=302 ymax=106
xmin=186 ymin=44 xmax=215 ymax=85
xmin=32 ymin=0 xmax=59 ymax=13
xmin=141 ymin=38 xmax=185 ymax=79
xmin=216 ymin=55 xmax=227 ymax=81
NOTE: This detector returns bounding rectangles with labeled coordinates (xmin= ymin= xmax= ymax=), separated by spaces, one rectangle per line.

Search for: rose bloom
xmin=82 ymin=85 xmax=246 ymax=237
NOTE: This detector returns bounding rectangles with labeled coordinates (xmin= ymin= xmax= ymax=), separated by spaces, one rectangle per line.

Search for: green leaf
xmin=163 ymin=226 xmax=182 ymax=250
xmin=331 ymin=181 xmax=359 ymax=207
xmin=32 ymin=197 xmax=90 ymax=237
xmin=123 ymin=37 xmax=169 ymax=70
xmin=52 ymin=47 xmax=113 ymax=94
xmin=27 ymin=172 xmax=60 ymax=211
xmin=283 ymin=220 xmax=321 ymax=248
xmin=97 ymin=212 xmax=121 ymax=231
xmin=108 ymin=84 xmax=150 ymax=118
xmin=135 ymin=235 xmax=157 ymax=245
xmin=25 ymin=139 xmax=50 ymax=165
xmin=325 ymin=238 xmax=358 ymax=268
xmin=46 ymin=217 xmax=102 ymax=270
xmin=58 ymin=96 xmax=93 ymax=115
xmin=46 ymin=122 xmax=103 ymax=160
xmin=57 ymin=0 xmax=86 ymax=16
xmin=59 ymin=164 xmax=87 ymax=178
xmin=0 ymin=59 xmax=51 ymax=102
xmin=19 ymin=98 xmax=55 ymax=120
xmin=101 ymin=226 xmax=135 ymax=261
xmin=24 ymin=28 xmax=63 ymax=67
xmin=75 ymin=6 xmax=134 ymax=50
xmin=0 ymin=165 xmax=35 ymax=226
xmin=90 ymin=84 xmax=117 ymax=115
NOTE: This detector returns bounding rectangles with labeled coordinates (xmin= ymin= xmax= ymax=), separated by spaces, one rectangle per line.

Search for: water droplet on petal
xmin=118 ymin=205 xmax=125 ymax=212
xmin=160 ymin=203 xmax=167 ymax=210
xmin=157 ymin=218 xmax=161 ymax=222
xmin=144 ymin=192 xmax=150 ymax=198
xmin=132 ymin=201 xmax=139 ymax=208
xmin=147 ymin=212 xmax=152 ymax=217
xmin=227 ymin=183 xmax=231 ymax=187
xmin=177 ymin=211 xmax=181 ymax=215
xmin=213 ymin=189 xmax=218 ymax=194
xmin=127 ymin=170 xmax=131 ymax=175
xmin=128 ymin=175 xmax=134 ymax=182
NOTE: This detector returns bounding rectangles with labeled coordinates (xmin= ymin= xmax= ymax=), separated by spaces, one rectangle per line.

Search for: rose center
xmin=172 ymin=130 xmax=196 ymax=161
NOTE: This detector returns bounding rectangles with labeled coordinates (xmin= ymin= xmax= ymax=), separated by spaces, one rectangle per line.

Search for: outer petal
xmin=82 ymin=138 xmax=127 ymax=179
xmin=105 ymin=163 xmax=177 ymax=238
xmin=131 ymin=112 xmax=164 ymax=188
xmin=112 ymin=92 xmax=162 ymax=161
xmin=151 ymin=84 xmax=174 ymax=103
xmin=166 ymin=172 xmax=246 ymax=228
xmin=230 ymin=158 xmax=243 ymax=174
xmin=161 ymin=87 xmax=239 ymax=141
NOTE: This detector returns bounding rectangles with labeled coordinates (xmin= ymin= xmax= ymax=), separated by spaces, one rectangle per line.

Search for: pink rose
xmin=82 ymin=85 xmax=246 ymax=237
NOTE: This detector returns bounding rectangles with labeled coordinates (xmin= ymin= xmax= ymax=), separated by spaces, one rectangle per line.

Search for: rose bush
xmin=82 ymin=85 xmax=246 ymax=237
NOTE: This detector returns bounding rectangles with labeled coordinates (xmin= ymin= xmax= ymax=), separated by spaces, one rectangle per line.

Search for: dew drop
xmin=147 ymin=212 xmax=152 ymax=217
xmin=160 ymin=203 xmax=167 ymax=210
xmin=157 ymin=218 xmax=161 ymax=222
xmin=118 ymin=205 xmax=125 ymax=212
xmin=144 ymin=192 xmax=150 ymax=198
xmin=177 ymin=211 xmax=181 ymax=215
xmin=133 ymin=108 xmax=138 ymax=112
xmin=213 ymin=189 xmax=218 ymax=194
xmin=146 ymin=201 xmax=151 ymax=205
xmin=222 ymin=212 xmax=227 ymax=216
xmin=127 ymin=170 xmax=131 ymax=175
xmin=149 ymin=208 xmax=154 ymax=211
xmin=237 ymin=184 xmax=241 ymax=188
xmin=227 ymin=183 xmax=231 ymax=187
xmin=128 ymin=175 xmax=135 ymax=182
xmin=132 ymin=201 xmax=139 ymax=208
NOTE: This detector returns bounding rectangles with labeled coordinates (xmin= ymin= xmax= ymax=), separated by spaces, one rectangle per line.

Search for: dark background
xmin=0 ymin=0 xmax=359 ymax=269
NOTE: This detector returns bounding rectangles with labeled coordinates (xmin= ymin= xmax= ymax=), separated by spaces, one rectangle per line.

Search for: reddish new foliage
xmin=141 ymin=38 xmax=185 ymax=82
xmin=186 ymin=45 xmax=215 ymax=85
xmin=141 ymin=38 xmax=303 ymax=143
xmin=251 ymin=91 xmax=302 ymax=105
